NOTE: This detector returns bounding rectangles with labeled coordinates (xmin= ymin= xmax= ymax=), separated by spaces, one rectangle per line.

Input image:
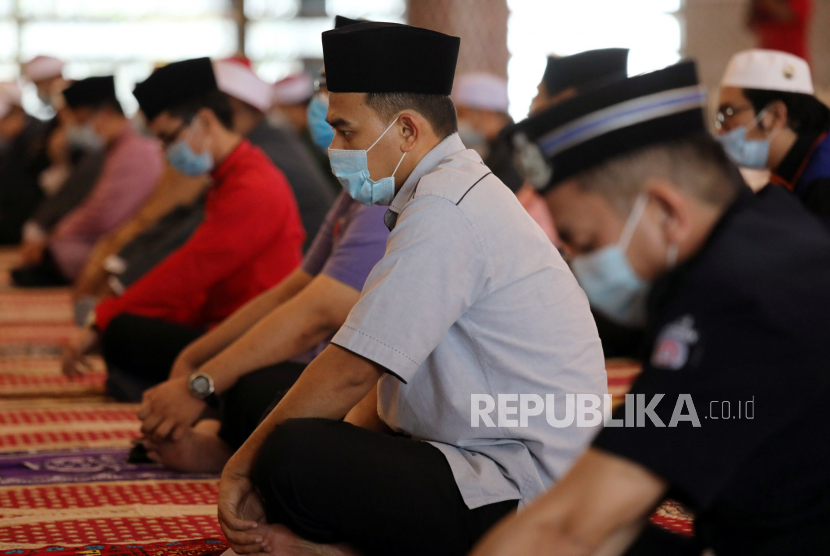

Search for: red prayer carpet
xmin=0 ymin=247 xmax=692 ymax=553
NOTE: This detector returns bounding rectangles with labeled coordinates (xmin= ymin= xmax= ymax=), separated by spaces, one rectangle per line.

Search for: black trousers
xmin=10 ymin=248 xmax=70 ymax=287
xmin=251 ymin=418 xmax=519 ymax=556
xmin=101 ymin=313 xmax=205 ymax=401
xmin=217 ymin=361 xmax=306 ymax=450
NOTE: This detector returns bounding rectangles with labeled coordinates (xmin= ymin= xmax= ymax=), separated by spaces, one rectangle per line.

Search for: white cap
xmin=213 ymin=58 xmax=273 ymax=112
xmin=272 ymin=73 xmax=314 ymax=105
xmin=0 ymin=81 xmax=22 ymax=119
xmin=452 ymin=72 xmax=509 ymax=113
xmin=721 ymin=49 xmax=813 ymax=94
xmin=23 ymin=56 xmax=64 ymax=82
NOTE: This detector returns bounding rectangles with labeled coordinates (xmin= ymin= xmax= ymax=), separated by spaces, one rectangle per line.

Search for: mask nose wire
xmin=618 ymin=193 xmax=650 ymax=253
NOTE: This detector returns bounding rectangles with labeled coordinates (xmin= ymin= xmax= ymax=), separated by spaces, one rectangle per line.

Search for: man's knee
xmin=250 ymin=418 xmax=344 ymax=530
xmin=251 ymin=418 xmax=336 ymax=486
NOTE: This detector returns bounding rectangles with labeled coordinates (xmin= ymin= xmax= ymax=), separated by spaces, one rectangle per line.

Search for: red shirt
xmin=95 ymin=139 xmax=305 ymax=330
xmin=752 ymin=0 xmax=812 ymax=62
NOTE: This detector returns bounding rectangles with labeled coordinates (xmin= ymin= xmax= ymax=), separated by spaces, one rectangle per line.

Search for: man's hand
xmin=61 ymin=327 xmax=100 ymax=379
xmin=218 ymin=450 xmax=271 ymax=554
xmin=20 ymin=240 xmax=46 ymax=267
xmin=137 ymin=377 xmax=206 ymax=441
xmin=470 ymin=448 xmax=667 ymax=556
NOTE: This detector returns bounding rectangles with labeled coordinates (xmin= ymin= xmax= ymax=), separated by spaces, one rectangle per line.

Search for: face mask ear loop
xmin=618 ymin=193 xmax=650 ymax=253
xmin=367 ymin=116 xmax=400 ymax=153
xmin=391 ymin=151 xmax=407 ymax=178
xmin=667 ymin=243 xmax=679 ymax=269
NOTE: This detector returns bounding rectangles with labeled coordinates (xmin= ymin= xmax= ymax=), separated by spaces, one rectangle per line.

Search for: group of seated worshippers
xmin=3 ymin=17 xmax=828 ymax=556
xmin=3 ymin=54 xmax=334 ymax=295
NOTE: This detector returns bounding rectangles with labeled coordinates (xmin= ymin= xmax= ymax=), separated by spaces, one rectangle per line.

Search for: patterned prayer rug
xmin=0 ymin=249 xmax=692 ymax=551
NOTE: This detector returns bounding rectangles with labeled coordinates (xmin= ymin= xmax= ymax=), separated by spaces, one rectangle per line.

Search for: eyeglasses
xmin=157 ymin=121 xmax=188 ymax=148
xmin=715 ymin=105 xmax=754 ymax=130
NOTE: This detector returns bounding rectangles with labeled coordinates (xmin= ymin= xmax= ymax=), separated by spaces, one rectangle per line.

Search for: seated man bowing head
xmin=218 ymin=22 xmax=607 ymax=556
xmin=473 ymin=62 xmax=830 ymax=556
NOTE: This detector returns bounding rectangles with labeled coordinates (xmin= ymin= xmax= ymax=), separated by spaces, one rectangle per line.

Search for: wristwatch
xmin=187 ymin=371 xmax=220 ymax=410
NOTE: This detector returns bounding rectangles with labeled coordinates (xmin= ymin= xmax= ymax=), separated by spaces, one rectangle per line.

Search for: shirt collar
xmin=771 ymin=128 xmax=824 ymax=189
xmin=210 ymin=138 xmax=251 ymax=184
xmin=384 ymin=133 xmax=466 ymax=230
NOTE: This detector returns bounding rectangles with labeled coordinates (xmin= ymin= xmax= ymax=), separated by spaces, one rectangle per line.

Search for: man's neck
xmin=102 ymin=116 xmax=128 ymax=147
xmin=393 ymin=135 xmax=444 ymax=191
xmin=212 ymin=128 xmax=244 ymax=168
xmin=236 ymin=111 xmax=265 ymax=137
xmin=768 ymin=127 xmax=798 ymax=170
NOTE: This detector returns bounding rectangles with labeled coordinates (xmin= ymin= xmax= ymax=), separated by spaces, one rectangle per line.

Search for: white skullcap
xmin=452 ymin=72 xmax=509 ymax=112
xmin=0 ymin=81 xmax=22 ymax=119
xmin=23 ymin=56 xmax=64 ymax=82
xmin=272 ymin=73 xmax=314 ymax=105
xmin=721 ymin=49 xmax=813 ymax=95
xmin=213 ymin=58 xmax=273 ymax=112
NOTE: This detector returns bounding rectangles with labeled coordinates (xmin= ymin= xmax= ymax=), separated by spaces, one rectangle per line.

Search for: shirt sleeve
xmin=593 ymin=296 xmax=826 ymax=510
xmin=301 ymin=192 xmax=346 ymax=277
xmin=331 ymin=196 xmax=489 ymax=382
xmin=53 ymin=140 xmax=162 ymax=240
xmin=320 ymin=204 xmax=389 ymax=292
xmin=95 ymin=169 xmax=291 ymax=330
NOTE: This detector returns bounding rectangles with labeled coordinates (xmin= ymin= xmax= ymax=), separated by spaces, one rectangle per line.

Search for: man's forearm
xmin=197 ymin=274 xmax=360 ymax=393
xmin=174 ymin=269 xmax=313 ymax=375
xmin=236 ymin=344 xmax=383 ymax=463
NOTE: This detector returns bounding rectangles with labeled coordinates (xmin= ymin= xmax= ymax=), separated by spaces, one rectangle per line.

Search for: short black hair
xmin=166 ymin=88 xmax=234 ymax=130
xmin=364 ymin=92 xmax=458 ymax=139
xmin=574 ymin=132 xmax=744 ymax=214
xmin=743 ymin=89 xmax=830 ymax=134
xmin=83 ymin=97 xmax=124 ymax=116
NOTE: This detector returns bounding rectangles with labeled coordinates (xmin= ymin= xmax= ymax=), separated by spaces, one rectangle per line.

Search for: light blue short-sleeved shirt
xmin=332 ymin=133 xmax=607 ymax=509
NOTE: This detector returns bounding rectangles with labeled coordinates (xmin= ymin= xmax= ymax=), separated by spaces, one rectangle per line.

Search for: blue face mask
xmin=570 ymin=194 xmax=653 ymax=327
xmin=716 ymin=107 xmax=776 ymax=169
xmin=67 ymin=123 xmax=104 ymax=151
xmin=328 ymin=117 xmax=407 ymax=206
xmin=167 ymin=139 xmax=213 ymax=177
xmin=307 ymin=94 xmax=335 ymax=151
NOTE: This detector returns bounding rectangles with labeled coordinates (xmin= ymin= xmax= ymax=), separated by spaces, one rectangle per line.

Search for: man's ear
xmin=196 ymin=107 xmax=218 ymax=131
xmin=643 ymin=178 xmax=693 ymax=246
xmin=763 ymin=99 xmax=789 ymax=131
xmin=397 ymin=112 xmax=421 ymax=152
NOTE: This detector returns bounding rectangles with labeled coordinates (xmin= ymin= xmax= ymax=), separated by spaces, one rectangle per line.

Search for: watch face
xmin=191 ymin=375 xmax=211 ymax=396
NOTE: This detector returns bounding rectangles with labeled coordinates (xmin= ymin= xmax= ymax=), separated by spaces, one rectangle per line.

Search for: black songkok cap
xmin=511 ymin=60 xmax=707 ymax=192
xmin=543 ymin=48 xmax=629 ymax=96
xmin=323 ymin=22 xmax=460 ymax=95
xmin=334 ymin=15 xmax=364 ymax=28
xmin=62 ymin=76 xmax=117 ymax=109
xmin=133 ymin=57 xmax=217 ymax=123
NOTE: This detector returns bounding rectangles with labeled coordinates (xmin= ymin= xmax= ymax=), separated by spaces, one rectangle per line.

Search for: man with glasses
xmin=61 ymin=58 xmax=305 ymax=401
xmin=715 ymin=49 xmax=830 ymax=220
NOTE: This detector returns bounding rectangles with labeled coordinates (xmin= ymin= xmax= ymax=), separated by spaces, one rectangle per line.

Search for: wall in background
xmin=684 ymin=0 xmax=830 ymax=112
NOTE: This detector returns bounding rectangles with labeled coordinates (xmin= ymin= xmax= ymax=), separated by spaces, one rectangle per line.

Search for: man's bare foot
xmin=249 ymin=522 xmax=363 ymax=556
xmin=144 ymin=424 xmax=233 ymax=473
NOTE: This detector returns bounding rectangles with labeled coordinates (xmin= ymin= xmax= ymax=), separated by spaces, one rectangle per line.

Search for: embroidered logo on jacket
xmin=651 ymin=315 xmax=699 ymax=370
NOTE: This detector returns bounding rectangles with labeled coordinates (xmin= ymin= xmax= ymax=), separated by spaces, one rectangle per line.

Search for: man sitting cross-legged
xmin=136 ymin=192 xmax=389 ymax=472
xmin=216 ymin=22 xmax=608 ymax=556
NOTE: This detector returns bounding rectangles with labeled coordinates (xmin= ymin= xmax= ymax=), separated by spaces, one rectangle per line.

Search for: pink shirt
xmin=50 ymin=125 xmax=162 ymax=280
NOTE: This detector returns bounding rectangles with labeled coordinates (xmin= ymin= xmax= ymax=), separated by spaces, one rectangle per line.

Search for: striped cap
xmin=511 ymin=60 xmax=707 ymax=191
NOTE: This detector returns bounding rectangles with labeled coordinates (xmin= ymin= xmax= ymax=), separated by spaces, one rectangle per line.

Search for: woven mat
xmin=0 ymin=265 xmax=227 ymax=553
xmin=0 ymin=248 xmax=692 ymax=550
